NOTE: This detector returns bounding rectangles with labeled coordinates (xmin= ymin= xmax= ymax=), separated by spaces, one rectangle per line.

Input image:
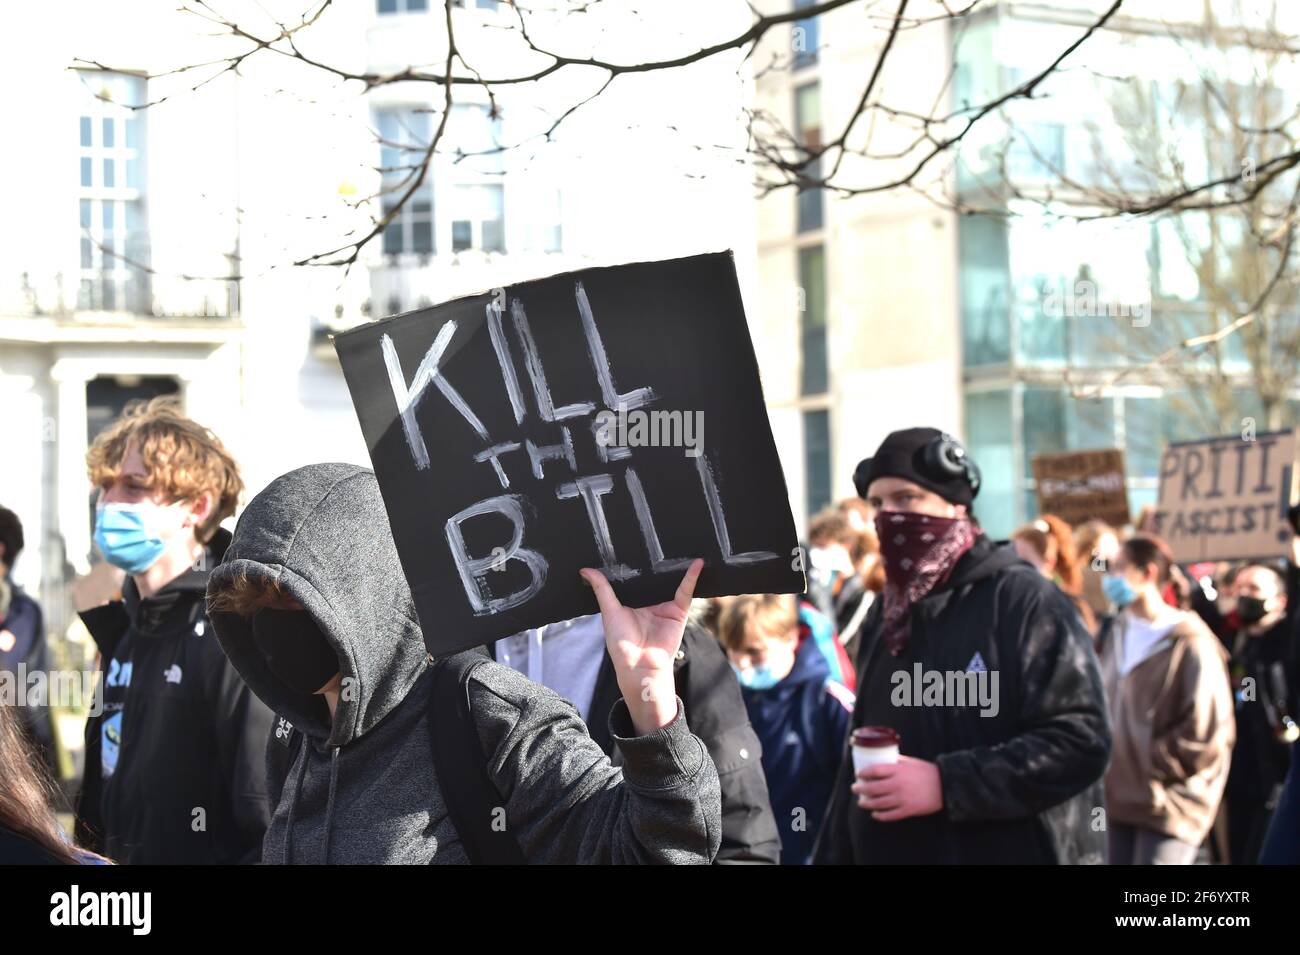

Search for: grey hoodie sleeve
xmin=468 ymin=662 xmax=721 ymax=864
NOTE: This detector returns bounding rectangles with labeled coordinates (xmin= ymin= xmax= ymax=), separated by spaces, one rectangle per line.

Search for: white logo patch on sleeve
xmin=273 ymin=716 xmax=297 ymax=748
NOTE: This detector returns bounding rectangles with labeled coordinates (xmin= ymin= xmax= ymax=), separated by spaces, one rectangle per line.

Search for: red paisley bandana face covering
xmin=876 ymin=510 xmax=981 ymax=655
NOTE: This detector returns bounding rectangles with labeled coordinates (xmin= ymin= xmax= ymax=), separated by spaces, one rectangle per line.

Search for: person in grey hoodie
xmin=206 ymin=463 xmax=721 ymax=864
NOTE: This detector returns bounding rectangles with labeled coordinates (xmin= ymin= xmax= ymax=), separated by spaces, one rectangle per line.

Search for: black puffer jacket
xmin=814 ymin=536 xmax=1111 ymax=864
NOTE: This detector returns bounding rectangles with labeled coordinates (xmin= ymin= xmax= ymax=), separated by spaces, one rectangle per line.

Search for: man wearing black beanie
xmin=814 ymin=427 xmax=1111 ymax=864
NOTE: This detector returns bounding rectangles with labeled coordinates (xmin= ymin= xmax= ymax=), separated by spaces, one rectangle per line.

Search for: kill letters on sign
xmin=335 ymin=252 xmax=805 ymax=654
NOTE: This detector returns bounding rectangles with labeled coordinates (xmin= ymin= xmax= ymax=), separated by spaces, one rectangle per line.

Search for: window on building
xmin=376 ymin=102 xmax=517 ymax=258
xmin=520 ymin=188 xmax=563 ymax=254
xmin=1006 ymin=122 xmax=1066 ymax=181
xmin=795 ymin=82 xmax=824 ymax=232
xmin=1017 ymin=292 xmax=1067 ymax=365
xmin=378 ymin=0 xmax=428 ymax=13
xmin=376 ymin=109 xmax=435 ymax=256
xmin=1121 ymin=395 xmax=1162 ymax=480
xmin=965 ymin=389 xmax=1015 ymax=537
xmin=1074 ymin=394 xmax=1117 ymax=449
xmin=87 ymin=376 xmax=181 ymax=445
xmin=77 ymin=71 xmax=149 ymax=313
xmin=797 ymin=158 xmax=824 ymax=233
xmin=958 ymin=213 xmax=1011 ymax=366
xmin=450 ymin=102 xmax=504 ymax=171
xmin=450 ymin=184 xmax=505 ymax=252
xmin=379 ymin=0 xmax=501 ymax=9
xmin=799 ymin=244 xmax=828 ymax=395
xmin=1022 ymin=389 xmax=1122 ymax=484
xmin=804 ymin=409 xmax=831 ymax=520
xmin=447 ymin=103 xmax=506 ymax=252
xmin=1022 ymin=387 xmax=1068 ymax=482
xmin=793 ymin=0 xmax=819 ymax=70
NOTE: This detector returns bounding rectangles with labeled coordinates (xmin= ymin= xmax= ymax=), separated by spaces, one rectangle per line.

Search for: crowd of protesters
xmin=1 ymin=401 xmax=1296 ymax=865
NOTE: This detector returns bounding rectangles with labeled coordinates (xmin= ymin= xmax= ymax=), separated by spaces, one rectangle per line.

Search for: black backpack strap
xmin=430 ymin=648 xmax=527 ymax=865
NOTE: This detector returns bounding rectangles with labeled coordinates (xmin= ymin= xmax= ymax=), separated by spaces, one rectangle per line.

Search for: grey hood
xmin=207 ymin=463 xmax=723 ymax=865
xmin=208 ymin=463 xmax=429 ymax=747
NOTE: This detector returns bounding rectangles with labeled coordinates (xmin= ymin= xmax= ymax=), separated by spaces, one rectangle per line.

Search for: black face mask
xmin=1236 ymin=595 xmax=1271 ymax=625
xmin=251 ymin=609 xmax=340 ymax=696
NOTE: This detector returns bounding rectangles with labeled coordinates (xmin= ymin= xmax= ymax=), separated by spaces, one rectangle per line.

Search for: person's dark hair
xmin=1238 ymin=562 xmax=1286 ymax=593
xmin=0 ymin=506 xmax=23 ymax=570
xmin=0 ymin=703 xmax=78 ymax=863
xmin=1121 ymin=535 xmax=1174 ymax=586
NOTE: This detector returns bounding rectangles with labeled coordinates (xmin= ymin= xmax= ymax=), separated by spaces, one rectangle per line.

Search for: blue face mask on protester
xmin=94 ymin=503 xmax=168 ymax=574
xmin=1103 ymin=574 xmax=1138 ymax=608
xmin=731 ymin=662 xmax=781 ymax=691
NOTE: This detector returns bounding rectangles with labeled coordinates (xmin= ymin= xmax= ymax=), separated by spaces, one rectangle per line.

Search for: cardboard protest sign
xmin=335 ymin=251 xmax=805 ymax=655
xmin=1153 ymin=430 xmax=1297 ymax=562
xmin=1030 ymin=449 xmax=1129 ymax=528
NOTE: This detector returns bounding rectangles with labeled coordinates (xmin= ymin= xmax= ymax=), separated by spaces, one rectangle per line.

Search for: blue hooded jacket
xmin=1259 ymin=739 xmax=1300 ymax=864
xmin=739 ymin=635 xmax=854 ymax=864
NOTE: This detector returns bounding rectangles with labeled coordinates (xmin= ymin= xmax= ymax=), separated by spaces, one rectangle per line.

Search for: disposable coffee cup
xmin=852 ymin=726 xmax=900 ymax=775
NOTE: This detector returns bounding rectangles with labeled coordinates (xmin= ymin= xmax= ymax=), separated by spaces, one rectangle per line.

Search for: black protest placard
xmin=334 ymin=251 xmax=805 ymax=654
xmin=1154 ymin=430 xmax=1297 ymax=562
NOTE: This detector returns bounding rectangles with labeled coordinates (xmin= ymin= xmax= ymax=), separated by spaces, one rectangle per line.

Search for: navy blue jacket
xmin=740 ymin=635 xmax=854 ymax=864
xmin=0 ymin=582 xmax=56 ymax=772
xmin=1260 ymin=739 xmax=1300 ymax=864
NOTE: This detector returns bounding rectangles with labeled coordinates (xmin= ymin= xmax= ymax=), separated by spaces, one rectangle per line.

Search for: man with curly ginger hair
xmin=75 ymin=397 xmax=275 ymax=864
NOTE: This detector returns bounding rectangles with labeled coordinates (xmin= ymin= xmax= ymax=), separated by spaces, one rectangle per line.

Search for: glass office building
xmin=952 ymin=6 xmax=1300 ymax=538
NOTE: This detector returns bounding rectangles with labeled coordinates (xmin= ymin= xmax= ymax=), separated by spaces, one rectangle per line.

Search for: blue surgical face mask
xmin=94 ymin=502 xmax=168 ymax=574
xmin=1103 ymin=574 xmax=1138 ymax=609
xmin=731 ymin=662 xmax=782 ymax=691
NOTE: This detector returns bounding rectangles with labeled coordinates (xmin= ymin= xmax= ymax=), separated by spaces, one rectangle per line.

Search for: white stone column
xmin=50 ymin=360 xmax=93 ymax=575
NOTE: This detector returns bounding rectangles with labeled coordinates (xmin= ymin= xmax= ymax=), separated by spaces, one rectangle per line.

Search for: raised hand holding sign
xmin=581 ymin=556 xmax=704 ymax=734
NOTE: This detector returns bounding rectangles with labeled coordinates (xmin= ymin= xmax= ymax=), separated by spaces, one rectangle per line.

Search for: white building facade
xmin=0 ymin=0 xmax=759 ymax=636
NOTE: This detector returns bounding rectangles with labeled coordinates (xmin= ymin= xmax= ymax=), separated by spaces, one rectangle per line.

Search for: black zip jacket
xmin=814 ymin=536 xmax=1111 ymax=864
xmin=558 ymin=622 xmax=781 ymax=864
xmin=75 ymin=529 xmax=274 ymax=864
xmin=1226 ymin=608 xmax=1298 ymax=863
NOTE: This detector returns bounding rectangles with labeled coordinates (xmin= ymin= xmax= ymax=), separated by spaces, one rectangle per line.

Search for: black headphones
xmin=920 ymin=433 xmax=982 ymax=499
